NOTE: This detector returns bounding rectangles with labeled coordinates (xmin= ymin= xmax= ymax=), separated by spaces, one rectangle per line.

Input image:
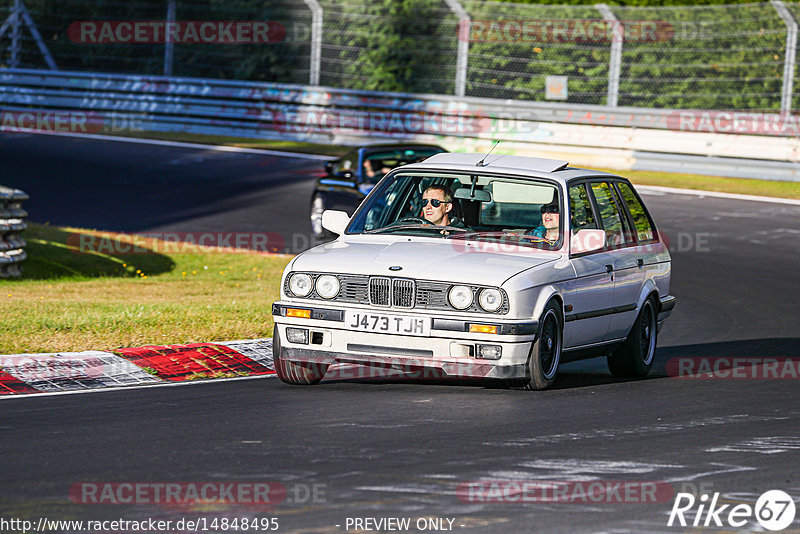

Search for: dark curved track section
xmin=1 ymin=133 xmax=799 ymax=533
xmin=0 ymin=133 xmax=322 ymax=252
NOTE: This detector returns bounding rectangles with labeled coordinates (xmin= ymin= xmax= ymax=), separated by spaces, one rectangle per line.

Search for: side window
xmin=616 ymin=182 xmax=655 ymax=242
xmin=590 ymin=182 xmax=629 ymax=247
xmin=568 ymin=183 xmax=598 ymax=231
xmin=333 ymin=149 xmax=358 ymax=176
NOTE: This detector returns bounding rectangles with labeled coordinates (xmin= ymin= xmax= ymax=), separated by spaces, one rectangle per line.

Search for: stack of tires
xmin=0 ymin=185 xmax=28 ymax=278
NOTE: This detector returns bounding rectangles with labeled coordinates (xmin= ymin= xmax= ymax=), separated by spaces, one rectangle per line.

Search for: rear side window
xmin=616 ymin=182 xmax=655 ymax=242
xmin=568 ymin=183 xmax=598 ymax=231
xmin=590 ymin=182 xmax=629 ymax=247
xmin=333 ymin=149 xmax=357 ymax=176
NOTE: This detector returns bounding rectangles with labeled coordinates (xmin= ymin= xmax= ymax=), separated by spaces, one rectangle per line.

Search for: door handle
xmin=637 ymin=258 xmax=644 ymax=267
xmin=606 ymin=264 xmax=614 ymax=273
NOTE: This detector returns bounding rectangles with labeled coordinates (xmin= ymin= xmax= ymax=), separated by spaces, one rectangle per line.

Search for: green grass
xmin=111 ymin=130 xmax=349 ymax=157
xmin=0 ymin=224 xmax=290 ymax=354
xmin=107 ymin=130 xmax=800 ymax=200
xmin=610 ymin=168 xmax=800 ymax=200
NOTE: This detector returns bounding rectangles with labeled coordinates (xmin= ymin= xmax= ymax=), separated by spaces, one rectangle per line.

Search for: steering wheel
xmin=394 ymin=216 xmax=428 ymax=225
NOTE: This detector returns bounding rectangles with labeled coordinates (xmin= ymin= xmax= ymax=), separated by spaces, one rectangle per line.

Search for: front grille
xmin=286 ymin=272 xmax=507 ymax=314
xmin=369 ymin=277 xmax=391 ymax=306
xmin=415 ymin=281 xmax=449 ymax=308
xmin=392 ymin=279 xmax=415 ymax=308
xmin=339 ymin=275 xmax=369 ymax=303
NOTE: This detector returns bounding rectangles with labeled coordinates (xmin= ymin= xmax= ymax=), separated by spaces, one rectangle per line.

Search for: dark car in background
xmin=310 ymin=143 xmax=445 ymax=239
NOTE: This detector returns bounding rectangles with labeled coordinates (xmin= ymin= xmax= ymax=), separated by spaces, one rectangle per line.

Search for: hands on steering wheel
xmin=395 ymin=216 xmax=428 ymax=225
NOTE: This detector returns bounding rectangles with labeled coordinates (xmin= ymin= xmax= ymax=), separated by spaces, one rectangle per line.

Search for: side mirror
xmin=570 ymin=228 xmax=606 ymax=255
xmin=322 ymin=210 xmax=350 ymax=235
xmin=324 ymin=161 xmax=334 ymax=175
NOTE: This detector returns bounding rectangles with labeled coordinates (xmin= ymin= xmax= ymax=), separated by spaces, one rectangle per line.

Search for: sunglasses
xmin=541 ymin=205 xmax=559 ymax=214
xmin=421 ymin=198 xmax=449 ymax=208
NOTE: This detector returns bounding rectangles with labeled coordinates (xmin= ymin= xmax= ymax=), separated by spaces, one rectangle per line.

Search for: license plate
xmin=344 ymin=311 xmax=431 ymax=336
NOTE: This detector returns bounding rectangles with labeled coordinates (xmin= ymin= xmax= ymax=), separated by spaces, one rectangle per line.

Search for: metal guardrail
xmin=0 ymin=68 xmax=798 ymax=181
xmin=0 ymin=184 xmax=27 ymax=278
xmin=0 ymin=67 xmax=705 ymax=131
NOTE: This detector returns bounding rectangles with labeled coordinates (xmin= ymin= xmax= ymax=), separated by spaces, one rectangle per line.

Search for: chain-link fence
xmin=0 ymin=0 xmax=314 ymax=84
xmin=1 ymin=0 xmax=798 ymax=111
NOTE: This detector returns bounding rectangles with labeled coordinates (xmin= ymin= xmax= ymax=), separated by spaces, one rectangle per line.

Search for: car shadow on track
xmin=305 ymin=338 xmax=800 ymax=391
xmin=553 ymin=337 xmax=800 ymax=390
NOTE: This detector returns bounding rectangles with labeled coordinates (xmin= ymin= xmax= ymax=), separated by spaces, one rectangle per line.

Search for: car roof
xmin=361 ymin=143 xmax=445 ymax=152
xmin=402 ymin=153 xmax=624 ymax=184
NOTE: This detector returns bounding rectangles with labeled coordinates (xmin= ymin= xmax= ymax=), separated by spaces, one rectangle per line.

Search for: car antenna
xmin=476 ymin=141 xmax=500 ymax=167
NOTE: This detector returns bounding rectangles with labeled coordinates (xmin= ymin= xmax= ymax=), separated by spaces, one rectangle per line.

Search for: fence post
xmin=18 ymin=0 xmax=57 ymax=69
xmin=164 ymin=0 xmax=176 ymax=76
xmin=9 ymin=0 xmax=21 ymax=68
xmin=304 ymin=0 xmax=322 ymax=86
xmin=596 ymin=3 xmax=621 ymax=107
xmin=772 ymin=0 xmax=797 ymax=114
xmin=443 ymin=0 xmax=469 ymax=97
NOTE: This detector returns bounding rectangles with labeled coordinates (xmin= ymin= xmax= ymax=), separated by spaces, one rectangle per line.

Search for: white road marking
xmin=25 ymin=130 xmax=332 ymax=160
xmin=706 ymin=436 xmax=800 ymax=454
xmin=517 ymin=459 xmax=683 ymax=475
xmin=637 ymin=185 xmax=800 ymax=206
xmin=483 ymin=414 xmax=785 ymax=447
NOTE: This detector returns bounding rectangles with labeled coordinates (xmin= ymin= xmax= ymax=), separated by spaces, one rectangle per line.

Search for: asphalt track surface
xmin=2 ymin=133 xmax=800 ymax=533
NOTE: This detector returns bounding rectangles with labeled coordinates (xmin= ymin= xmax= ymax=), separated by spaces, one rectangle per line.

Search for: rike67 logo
xmin=668 ymin=490 xmax=796 ymax=531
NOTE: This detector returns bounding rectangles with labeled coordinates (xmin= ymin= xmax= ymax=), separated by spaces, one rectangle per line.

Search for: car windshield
xmin=347 ymin=172 xmax=563 ymax=249
xmin=362 ymin=148 xmax=443 ymax=184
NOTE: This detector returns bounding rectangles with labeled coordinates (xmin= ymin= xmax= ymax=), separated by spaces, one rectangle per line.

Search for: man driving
xmin=421 ymin=185 xmax=454 ymax=226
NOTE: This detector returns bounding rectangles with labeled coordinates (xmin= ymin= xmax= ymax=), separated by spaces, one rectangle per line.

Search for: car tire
xmin=509 ymin=301 xmax=562 ymax=390
xmin=607 ymin=297 xmax=657 ymax=378
xmin=272 ymin=326 xmax=327 ymax=385
xmin=310 ymin=194 xmax=331 ymax=240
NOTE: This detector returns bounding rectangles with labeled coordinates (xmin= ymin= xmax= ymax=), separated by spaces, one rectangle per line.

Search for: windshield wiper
xmin=365 ymin=224 xmax=468 ymax=235
xmin=451 ymin=231 xmax=515 ymax=240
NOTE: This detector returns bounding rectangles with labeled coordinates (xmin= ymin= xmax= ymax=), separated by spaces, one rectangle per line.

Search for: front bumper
xmin=272 ymin=301 xmax=537 ymax=381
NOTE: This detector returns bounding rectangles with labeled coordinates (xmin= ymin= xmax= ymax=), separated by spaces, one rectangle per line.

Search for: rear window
xmin=616 ymin=182 xmax=655 ymax=242
xmin=362 ymin=147 xmax=443 ymax=184
xmin=590 ymin=182 xmax=630 ymax=247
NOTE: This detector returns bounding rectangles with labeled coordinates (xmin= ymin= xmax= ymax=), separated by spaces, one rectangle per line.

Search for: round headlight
xmin=448 ymin=285 xmax=474 ymax=310
xmin=478 ymin=288 xmax=503 ymax=312
xmin=315 ymin=274 xmax=340 ymax=299
xmin=288 ymin=273 xmax=313 ymax=297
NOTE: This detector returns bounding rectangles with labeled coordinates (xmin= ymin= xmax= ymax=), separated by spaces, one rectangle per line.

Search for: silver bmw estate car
xmin=272 ymin=153 xmax=674 ymax=390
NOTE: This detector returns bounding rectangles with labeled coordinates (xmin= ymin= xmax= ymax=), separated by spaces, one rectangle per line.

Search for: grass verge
xmin=0 ymin=224 xmax=290 ymax=354
xmin=111 ymin=130 xmax=348 ymax=157
xmin=104 ymin=130 xmax=800 ymax=200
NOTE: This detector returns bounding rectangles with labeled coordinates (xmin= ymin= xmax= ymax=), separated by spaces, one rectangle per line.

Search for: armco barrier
xmin=0 ymin=185 xmax=28 ymax=278
xmin=0 ymin=68 xmax=798 ymax=181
